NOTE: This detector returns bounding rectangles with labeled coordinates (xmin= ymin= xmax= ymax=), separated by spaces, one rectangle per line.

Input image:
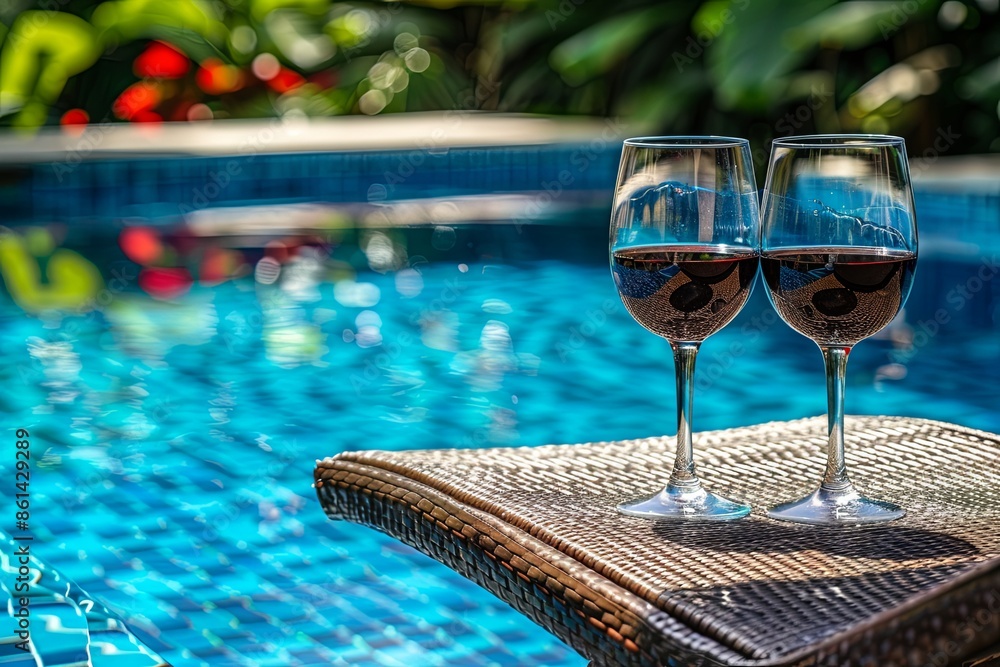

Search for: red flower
xmin=196 ymin=59 xmax=245 ymax=95
xmin=133 ymin=110 xmax=163 ymax=124
xmin=60 ymin=109 xmax=89 ymax=135
xmin=200 ymin=247 xmax=244 ymax=285
xmin=60 ymin=108 xmax=89 ymax=126
xmin=120 ymin=226 xmax=163 ymax=265
xmin=267 ymin=68 xmax=306 ymax=93
xmin=113 ymin=82 xmax=161 ymax=120
xmin=139 ymin=267 xmax=193 ymax=300
xmin=308 ymin=70 xmax=338 ymax=89
xmin=134 ymin=41 xmax=190 ymax=79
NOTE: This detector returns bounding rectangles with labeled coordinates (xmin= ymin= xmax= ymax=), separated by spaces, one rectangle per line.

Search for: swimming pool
xmin=1 ymin=135 xmax=999 ymax=665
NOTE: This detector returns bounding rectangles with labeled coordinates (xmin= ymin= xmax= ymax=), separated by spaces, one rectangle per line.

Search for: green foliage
xmin=0 ymin=0 xmax=480 ymax=127
xmin=493 ymin=0 xmax=1000 ymax=158
xmin=0 ymin=11 xmax=102 ymax=127
xmin=549 ymin=6 xmax=680 ymax=86
xmin=0 ymin=0 xmax=997 ymax=158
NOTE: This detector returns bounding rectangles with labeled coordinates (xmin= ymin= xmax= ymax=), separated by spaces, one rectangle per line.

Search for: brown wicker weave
xmin=314 ymin=416 xmax=1000 ymax=666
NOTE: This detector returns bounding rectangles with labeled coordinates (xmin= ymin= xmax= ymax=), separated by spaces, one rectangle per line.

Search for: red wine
xmin=612 ymin=245 xmax=758 ymax=341
xmin=761 ymin=247 xmax=916 ymax=346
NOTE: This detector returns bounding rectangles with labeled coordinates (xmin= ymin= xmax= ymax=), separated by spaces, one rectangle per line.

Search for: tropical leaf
xmin=549 ymin=5 xmax=682 ymax=85
xmin=0 ymin=11 xmax=102 ymax=126
xmin=705 ymin=0 xmax=838 ymax=110
xmin=958 ymin=55 xmax=1000 ymax=100
xmin=788 ymin=1 xmax=940 ymax=50
xmin=91 ymin=0 xmax=228 ymax=43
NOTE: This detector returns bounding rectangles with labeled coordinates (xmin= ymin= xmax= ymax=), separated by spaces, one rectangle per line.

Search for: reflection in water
xmin=279 ymin=247 xmax=325 ymax=302
xmin=255 ymin=255 xmax=282 ymax=284
xmin=431 ymin=225 xmax=457 ymax=251
xmin=420 ymin=309 xmax=459 ymax=351
xmin=209 ymin=381 xmax=236 ymax=429
xmin=452 ymin=321 xmax=511 ymax=392
xmin=103 ymin=294 xmax=218 ymax=362
xmin=353 ymin=310 xmax=383 ymax=348
xmin=452 ymin=320 xmax=515 ymax=391
xmin=0 ymin=227 xmax=103 ymax=313
xmin=334 ymin=280 xmax=381 ymax=307
xmin=27 ymin=336 xmax=82 ymax=405
xmin=363 ymin=230 xmax=407 ymax=272
xmin=395 ymin=267 xmax=424 ymax=297
xmin=256 ymin=249 xmax=330 ymax=368
xmin=118 ymin=224 xmax=252 ymax=299
xmin=1 ymin=231 xmax=998 ymax=663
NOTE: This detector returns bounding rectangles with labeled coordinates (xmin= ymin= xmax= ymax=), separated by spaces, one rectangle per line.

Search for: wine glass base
xmin=618 ymin=484 xmax=751 ymax=521
xmin=767 ymin=485 xmax=905 ymax=526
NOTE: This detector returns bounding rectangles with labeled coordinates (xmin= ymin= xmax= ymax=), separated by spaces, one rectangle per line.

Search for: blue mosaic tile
xmin=1 ymin=535 xmax=167 ymax=667
xmin=1 ymin=155 xmax=998 ymax=666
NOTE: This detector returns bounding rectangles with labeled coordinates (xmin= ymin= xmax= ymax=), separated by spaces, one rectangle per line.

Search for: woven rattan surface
xmin=315 ymin=416 xmax=1000 ymax=666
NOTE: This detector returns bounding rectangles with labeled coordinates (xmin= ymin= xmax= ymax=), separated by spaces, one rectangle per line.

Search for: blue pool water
xmin=1 ymin=224 xmax=999 ymax=665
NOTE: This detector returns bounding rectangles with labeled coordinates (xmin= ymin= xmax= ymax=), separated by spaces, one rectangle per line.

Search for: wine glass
xmin=611 ymin=137 xmax=760 ymax=521
xmin=760 ymin=134 xmax=917 ymax=525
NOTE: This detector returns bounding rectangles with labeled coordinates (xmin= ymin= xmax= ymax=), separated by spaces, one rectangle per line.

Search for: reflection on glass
xmin=610 ymin=137 xmax=760 ymax=521
xmin=761 ymin=134 xmax=918 ymax=525
xmin=0 ymin=227 xmax=102 ymax=313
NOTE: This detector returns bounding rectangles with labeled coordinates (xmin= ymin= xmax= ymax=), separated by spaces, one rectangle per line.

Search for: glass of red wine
xmin=611 ymin=137 xmax=759 ymax=521
xmin=761 ymin=135 xmax=917 ymax=525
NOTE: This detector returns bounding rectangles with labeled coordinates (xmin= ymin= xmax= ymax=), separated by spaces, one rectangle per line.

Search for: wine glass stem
xmin=670 ymin=342 xmax=701 ymax=489
xmin=820 ymin=345 xmax=852 ymax=490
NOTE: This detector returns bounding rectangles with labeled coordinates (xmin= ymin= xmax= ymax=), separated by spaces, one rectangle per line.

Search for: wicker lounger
xmin=314 ymin=417 xmax=1000 ymax=666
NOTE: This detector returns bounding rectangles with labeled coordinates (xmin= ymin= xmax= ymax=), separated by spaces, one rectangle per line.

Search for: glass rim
xmin=623 ymin=135 xmax=749 ymax=149
xmin=772 ymin=134 xmax=905 ymax=148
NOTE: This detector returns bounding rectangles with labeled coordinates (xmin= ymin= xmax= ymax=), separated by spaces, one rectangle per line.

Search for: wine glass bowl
xmin=760 ymin=248 xmax=916 ymax=347
xmin=760 ymin=135 xmax=918 ymax=525
xmin=611 ymin=137 xmax=760 ymax=521
xmin=613 ymin=246 xmax=758 ymax=342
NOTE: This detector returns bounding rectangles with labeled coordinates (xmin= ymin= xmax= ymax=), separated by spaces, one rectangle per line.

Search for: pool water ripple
xmin=1 ymin=257 xmax=997 ymax=665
